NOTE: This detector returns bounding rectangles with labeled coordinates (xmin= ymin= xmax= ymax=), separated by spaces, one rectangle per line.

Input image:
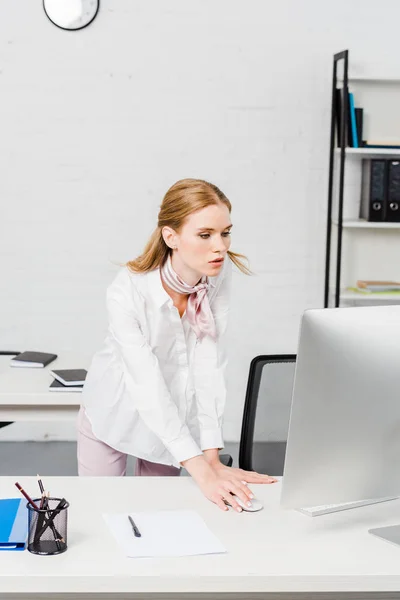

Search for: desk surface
xmin=2 ymin=476 xmax=400 ymax=598
xmin=0 ymin=355 xmax=88 ymax=406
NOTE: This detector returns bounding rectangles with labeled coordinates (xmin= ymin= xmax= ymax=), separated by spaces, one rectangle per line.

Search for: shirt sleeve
xmin=193 ymin=259 xmax=232 ymax=451
xmin=106 ymin=278 xmax=202 ymax=465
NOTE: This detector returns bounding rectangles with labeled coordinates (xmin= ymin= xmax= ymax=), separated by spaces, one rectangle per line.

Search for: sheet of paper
xmin=103 ymin=509 xmax=227 ymax=558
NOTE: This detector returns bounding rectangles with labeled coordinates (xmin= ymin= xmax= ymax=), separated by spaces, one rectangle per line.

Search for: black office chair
xmin=219 ymin=453 xmax=233 ymax=467
xmin=0 ymin=351 xmax=20 ymax=430
xmin=238 ymin=355 xmax=296 ymax=476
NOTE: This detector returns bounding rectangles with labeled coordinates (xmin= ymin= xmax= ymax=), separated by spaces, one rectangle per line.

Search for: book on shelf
xmin=49 ymin=379 xmax=83 ymax=392
xmin=335 ymin=89 xmax=400 ymax=151
xmin=363 ymin=145 xmax=400 ymax=149
xmin=10 ymin=351 xmax=57 ymax=368
xmin=362 ymin=140 xmax=400 ymax=149
xmin=50 ymin=369 xmax=87 ymax=386
xmin=355 ymin=108 xmax=363 ymax=147
xmin=348 ymin=92 xmax=358 ymax=148
xmin=348 ymin=287 xmax=400 ymax=295
xmin=351 ymin=280 xmax=400 ymax=294
xmin=335 ymin=88 xmax=352 ymax=147
xmin=335 ymin=89 xmax=363 ymax=148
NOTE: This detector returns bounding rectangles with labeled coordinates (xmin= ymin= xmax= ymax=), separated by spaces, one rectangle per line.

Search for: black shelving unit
xmin=324 ymin=50 xmax=349 ymax=309
xmin=324 ymin=51 xmax=400 ymax=308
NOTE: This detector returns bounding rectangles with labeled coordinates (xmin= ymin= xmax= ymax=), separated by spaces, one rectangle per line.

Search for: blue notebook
xmin=0 ymin=498 xmax=28 ymax=550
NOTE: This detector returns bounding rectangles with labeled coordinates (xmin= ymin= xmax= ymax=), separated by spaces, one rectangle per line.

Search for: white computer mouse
xmin=231 ymin=495 xmax=264 ymax=512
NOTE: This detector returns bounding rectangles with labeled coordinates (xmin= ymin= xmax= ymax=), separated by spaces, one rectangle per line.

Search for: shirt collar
xmin=147 ymin=267 xmax=172 ymax=308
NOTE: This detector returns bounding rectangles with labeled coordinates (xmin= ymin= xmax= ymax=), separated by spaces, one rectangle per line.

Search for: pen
xmin=128 ymin=515 xmax=141 ymax=538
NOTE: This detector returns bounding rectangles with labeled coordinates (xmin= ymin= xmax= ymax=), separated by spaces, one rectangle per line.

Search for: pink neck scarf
xmin=161 ymin=254 xmax=216 ymax=341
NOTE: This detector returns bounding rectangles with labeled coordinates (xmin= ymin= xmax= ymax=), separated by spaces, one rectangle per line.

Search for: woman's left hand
xmin=212 ymin=462 xmax=277 ymax=485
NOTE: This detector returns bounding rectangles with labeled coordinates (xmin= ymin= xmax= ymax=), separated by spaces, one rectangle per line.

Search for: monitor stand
xmin=298 ymin=496 xmax=398 ymax=517
xmin=369 ymin=524 xmax=400 ymax=548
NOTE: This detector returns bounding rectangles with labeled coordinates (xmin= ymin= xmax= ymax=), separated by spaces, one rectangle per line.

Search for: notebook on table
xmin=49 ymin=379 xmax=84 ymax=392
xmin=10 ymin=351 xmax=57 ymax=368
xmin=50 ymin=369 xmax=87 ymax=386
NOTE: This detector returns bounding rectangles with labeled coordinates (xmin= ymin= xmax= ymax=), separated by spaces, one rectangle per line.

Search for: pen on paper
xmin=128 ymin=515 xmax=141 ymax=538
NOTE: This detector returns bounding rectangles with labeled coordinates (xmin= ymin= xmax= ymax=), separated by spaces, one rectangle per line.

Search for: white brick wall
xmin=1 ymin=0 xmax=400 ymax=442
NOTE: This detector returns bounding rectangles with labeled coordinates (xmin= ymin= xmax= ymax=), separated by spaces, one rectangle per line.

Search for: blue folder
xmin=0 ymin=498 xmax=28 ymax=550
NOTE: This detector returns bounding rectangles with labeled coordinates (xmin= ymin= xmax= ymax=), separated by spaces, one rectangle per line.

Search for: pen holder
xmin=27 ymin=498 xmax=69 ymax=555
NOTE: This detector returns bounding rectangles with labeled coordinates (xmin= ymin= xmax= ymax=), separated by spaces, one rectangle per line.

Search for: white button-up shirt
xmin=82 ymin=258 xmax=232 ymax=468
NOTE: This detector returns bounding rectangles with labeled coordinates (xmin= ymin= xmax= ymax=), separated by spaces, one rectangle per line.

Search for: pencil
xmin=34 ymin=479 xmax=63 ymax=549
xmin=37 ymin=474 xmax=45 ymax=495
xmin=37 ymin=475 xmax=45 ymax=509
xmin=35 ymin=476 xmax=49 ymax=544
xmin=14 ymin=482 xmax=40 ymax=511
xmin=43 ymin=491 xmax=63 ymax=549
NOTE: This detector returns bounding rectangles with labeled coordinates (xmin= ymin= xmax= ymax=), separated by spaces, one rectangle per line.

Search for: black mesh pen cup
xmin=27 ymin=497 xmax=69 ymax=555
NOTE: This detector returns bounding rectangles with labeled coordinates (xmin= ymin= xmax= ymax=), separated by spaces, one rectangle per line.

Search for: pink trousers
xmin=77 ymin=407 xmax=181 ymax=477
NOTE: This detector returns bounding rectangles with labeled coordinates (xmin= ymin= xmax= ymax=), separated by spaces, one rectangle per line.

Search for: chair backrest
xmin=239 ymin=355 xmax=296 ymax=476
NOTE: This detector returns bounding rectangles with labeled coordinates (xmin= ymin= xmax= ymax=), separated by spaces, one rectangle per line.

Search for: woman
xmin=77 ymin=178 xmax=276 ymax=512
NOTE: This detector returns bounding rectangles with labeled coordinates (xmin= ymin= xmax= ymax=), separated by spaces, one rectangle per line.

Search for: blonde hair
xmin=126 ymin=178 xmax=251 ymax=275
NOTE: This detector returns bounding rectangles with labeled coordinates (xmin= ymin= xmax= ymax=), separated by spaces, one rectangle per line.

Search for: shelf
xmin=335 ymin=148 xmax=400 ymax=158
xmin=326 ymin=53 xmax=400 ymax=310
xmin=338 ymin=75 xmax=400 ymax=84
xmin=332 ymin=219 xmax=400 ymax=229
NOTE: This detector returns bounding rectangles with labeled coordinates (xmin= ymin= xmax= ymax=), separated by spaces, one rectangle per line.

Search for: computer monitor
xmin=280 ymin=304 xmax=400 ymax=509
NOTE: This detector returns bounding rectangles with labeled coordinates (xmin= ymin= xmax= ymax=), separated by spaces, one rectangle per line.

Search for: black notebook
xmin=50 ymin=369 xmax=87 ymax=386
xmin=10 ymin=351 xmax=57 ymax=368
xmin=49 ymin=379 xmax=83 ymax=392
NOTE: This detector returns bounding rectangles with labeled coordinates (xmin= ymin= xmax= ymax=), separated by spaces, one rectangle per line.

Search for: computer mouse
xmin=231 ymin=495 xmax=264 ymax=512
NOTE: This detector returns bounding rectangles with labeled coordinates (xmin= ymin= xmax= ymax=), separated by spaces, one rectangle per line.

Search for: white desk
xmin=2 ymin=476 xmax=400 ymax=599
xmin=0 ymin=356 xmax=87 ymax=422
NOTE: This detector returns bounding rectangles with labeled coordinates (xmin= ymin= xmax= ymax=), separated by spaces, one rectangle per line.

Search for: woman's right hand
xmin=181 ymin=455 xmax=254 ymax=512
